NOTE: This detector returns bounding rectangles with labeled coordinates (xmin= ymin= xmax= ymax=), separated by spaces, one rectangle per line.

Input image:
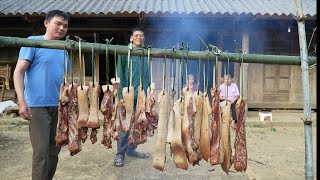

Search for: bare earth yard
xmin=0 ymin=111 xmax=317 ymax=180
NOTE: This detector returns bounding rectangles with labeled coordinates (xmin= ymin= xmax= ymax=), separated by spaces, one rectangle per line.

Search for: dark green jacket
xmin=117 ymin=54 xmax=149 ymax=100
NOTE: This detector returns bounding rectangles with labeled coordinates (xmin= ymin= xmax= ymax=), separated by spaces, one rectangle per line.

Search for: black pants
xmin=116 ymin=99 xmax=137 ymax=159
xmin=29 ymin=107 xmax=61 ymax=180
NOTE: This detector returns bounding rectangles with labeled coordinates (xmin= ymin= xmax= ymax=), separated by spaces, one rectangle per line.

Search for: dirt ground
xmin=0 ymin=110 xmax=317 ymax=180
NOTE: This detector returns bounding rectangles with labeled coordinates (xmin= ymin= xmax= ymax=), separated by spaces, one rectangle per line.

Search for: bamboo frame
xmin=0 ymin=36 xmax=316 ymax=66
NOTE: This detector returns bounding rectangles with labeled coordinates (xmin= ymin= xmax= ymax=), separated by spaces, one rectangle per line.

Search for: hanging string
xmin=63 ymin=45 xmax=67 ymax=86
xmin=129 ymin=43 xmax=133 ymax=90
xmin=203 ymin=63 xmax=205 ymax=93
xmin=78 ymin=39 xmax=83 ymax=90
xmin=140 ymin=49 xmax=144 ymax=90
xmin=186 ymin=43 xmax=189 ymax=91
xmin=147 ymin=46 xmax=151 ymax=87
xmin=114 ymin=45 xmax=117 ymax=79
xmin=105 ymin=40 xmax=109 ymax=86
xmin=91 ymin=44 xmax=95 ymax=86
xmin=205 ymin=46 xmax=209 ymax=92
xmin=197 ymin=46 xmax=200 ymax=95
xmin=172 ymin=47 xmax=176 ymax=92
xmin=179 ymin=42 xmax=184 ymax=101
xmin=162 ymin=47 xmax=167 ymax=93
xmin=241 ymin=52 xmax=244 ymax=98
xmin=70 ymin=46 xmax=73 ymax=86
xmin=227 ymin=51 xmax=230 ymax=77
xmin=224 ymin=64 xmax=228 ymax=105
xmin=82 ymin=53 xmax=85 ymax=87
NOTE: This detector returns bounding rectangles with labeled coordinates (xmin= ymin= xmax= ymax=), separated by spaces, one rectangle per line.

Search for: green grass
xmin=251 ymin=124 xmax=265 ymax=128
xmin=270 ymin=127 xmax=277 ymax=132
xmin=3 ymin=121 xmax=28 ymax=126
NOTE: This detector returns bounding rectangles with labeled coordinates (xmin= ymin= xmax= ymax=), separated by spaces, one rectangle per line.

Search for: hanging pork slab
xmin=77 ymin=85 xmax=89 ymax=143
xmin=129 ymin=85 xmax=148 ymax=145
xmin=193 ymin=91 xmax=203 ymax=147
xmin=199 ymin=91 xmax=211 ymax=161
xmin=153 ymin=90 xmax=169 ymax=171
xmin=181 ymin=89 xmax=202 ymax=165
xmin=166 ymin=89 xmax=176 ymax=144
xmin=55 ymin=83 xmax=69 ymax=146
xmin=234 ymin=97 xmax=247 ymax=172
xmin=100 ymin=84 xmax=114 ymax=148
xmin=210 ymin=87 xmax=223 ymax=165
xmin=77 ymin=85 xmax=89 ymax=129
xmin=145 ymin=83 xmax=158 ymax=137
xmin=111 ymin=78 xmax=121 ymax=142
xmin=220 ymin=100 xmax=232 ymax=174
xmin=121 ymin=86 xmax=134 ymax=132
xmin=87 ymin=82 xmax=101 ymax=144
xmin=67 ymin=84 xmax=82 ymax=156
xmin=171 ymin=99 xmax=188 ymax=170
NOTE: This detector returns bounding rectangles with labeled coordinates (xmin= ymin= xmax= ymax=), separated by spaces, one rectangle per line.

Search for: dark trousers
xmin=29 ymin=107 xmax=61 ymax=180
xmin=230 ymin=103 xmax=237 ymax=123
xmin=116 ymin=99 xmax=137 ymax=159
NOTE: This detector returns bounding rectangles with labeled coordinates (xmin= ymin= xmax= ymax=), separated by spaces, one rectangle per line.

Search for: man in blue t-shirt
xmin=13 ymin=10 xmax=69 ymax=180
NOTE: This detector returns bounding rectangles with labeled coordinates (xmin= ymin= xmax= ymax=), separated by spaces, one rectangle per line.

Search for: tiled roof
xmin=0 ymin=0 xmax=316 ymax=17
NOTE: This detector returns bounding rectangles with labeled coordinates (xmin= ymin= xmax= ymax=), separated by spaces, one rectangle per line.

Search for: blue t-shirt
xmin=18 ymin=36 xmax=68 ymax=107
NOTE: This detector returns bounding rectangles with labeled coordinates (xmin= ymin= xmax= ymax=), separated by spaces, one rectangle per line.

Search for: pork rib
xmin=166 ymin=89 xmax=176 ymax=143
xmin=55 ymin=83 xmax=69 ymax=146
xmin=145 ymin=83 xmax=158 ymax=137
xmin=220 ymin=101 xmax=232 ymax=174
xmin=77 ymin=86 xmax=89 ymax=129
xmin=128 ymin=85 xmax=148 ymax=145
xmin=199 ymin=91 xmax=211 ymax=161
xmin=153 ymin=90 xmax=169 ymax=171
xmin=100 ymin=84 xmax=114 ymax=148
xmin=234 ymin=98 xmax=247 ymax=172
xmin=111 ymin=78 xmax=121 ymax=142
xmin=171 ymin=99 xmax=188 ymax=170
xmin=210 ymin=87 xmax=223 ymax=165
xmin=67 ymin=84 xmax=82 ymax=156
xmin=181 ymin=89 xmax=201 ymax=165
xmin=88 ymin=82 xmax=101 ymax=144
xmin=121 ymin=86 xmax=134 ymax=132
xmin=193 ymin=91 xmax=203 ymax=148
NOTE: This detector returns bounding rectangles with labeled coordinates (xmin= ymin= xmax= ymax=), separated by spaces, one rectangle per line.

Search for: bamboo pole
xmin=0 ymin=36 xmax=316 ymax=66
xmin=294 ymin=0 xmax=314 ymax=179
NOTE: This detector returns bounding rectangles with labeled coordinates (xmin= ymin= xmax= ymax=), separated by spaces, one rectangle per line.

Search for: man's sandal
xmin=114 ymin=156 xmax=124 ymax=167
xmin=126 ymin=151 xmax=149 ymax=158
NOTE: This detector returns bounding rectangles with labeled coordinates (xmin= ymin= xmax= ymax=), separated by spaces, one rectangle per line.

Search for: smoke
xmin=144 ymin=16 xmax=229 ymax=94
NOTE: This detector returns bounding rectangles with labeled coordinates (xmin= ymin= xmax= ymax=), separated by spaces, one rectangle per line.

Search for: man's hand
xmin=18 ymin=101 xmax=32 ymax=120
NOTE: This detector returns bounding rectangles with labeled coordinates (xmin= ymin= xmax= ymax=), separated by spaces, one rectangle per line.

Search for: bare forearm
xmin=13 ymin=70 xmax=26 ymax=105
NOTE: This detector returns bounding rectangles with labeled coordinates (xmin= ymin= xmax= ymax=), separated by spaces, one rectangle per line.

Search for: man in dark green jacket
xmin=114 ymin=27 xmax=149 ymax=167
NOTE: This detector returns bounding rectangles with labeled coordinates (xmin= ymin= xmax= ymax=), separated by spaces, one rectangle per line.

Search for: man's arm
xmin=13 ymin=60 xmax=32 ymax=120
xmin=231 ymin=83 xmax=240 ymax=104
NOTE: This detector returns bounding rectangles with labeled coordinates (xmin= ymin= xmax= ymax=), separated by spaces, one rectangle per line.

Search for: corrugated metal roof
xmin=0 ymin=0 xmax=316 ymax=17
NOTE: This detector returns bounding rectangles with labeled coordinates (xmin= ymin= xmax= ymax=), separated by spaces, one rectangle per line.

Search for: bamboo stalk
xmin=0 ymin=36 xmax=316 ymax=65
xmin=294 ymin=0 xmax=314 ymax=179
xmin=115 ymin=45 xmax=117 ymax=78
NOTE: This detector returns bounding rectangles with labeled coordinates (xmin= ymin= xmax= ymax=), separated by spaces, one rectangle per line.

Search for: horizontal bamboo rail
xmin=0 ymin=36 xmax=316 ymax=66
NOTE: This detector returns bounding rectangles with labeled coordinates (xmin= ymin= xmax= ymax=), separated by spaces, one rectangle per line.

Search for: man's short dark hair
xmin=46 ymin=10 xmax=69 ymax=22
xmin=131 ymin=27 xmax=144 ymax=34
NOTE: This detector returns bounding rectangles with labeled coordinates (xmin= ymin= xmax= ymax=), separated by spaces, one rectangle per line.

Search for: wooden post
xmin=242 ymin=24 xmax=249 ymax=116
